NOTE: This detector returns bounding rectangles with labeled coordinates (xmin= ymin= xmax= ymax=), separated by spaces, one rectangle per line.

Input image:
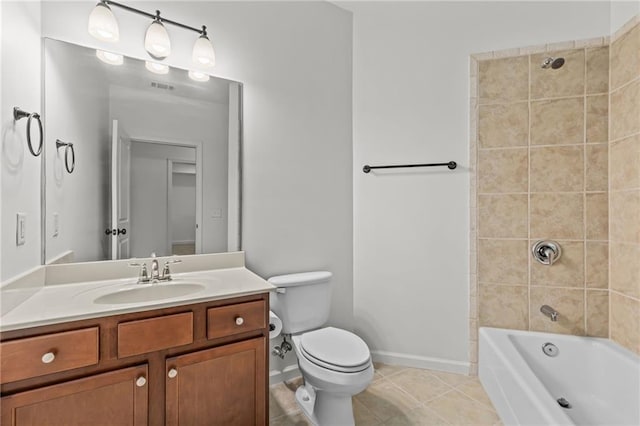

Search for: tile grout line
xmin=609 ymin=72 xmax=640 ymax=95
xmin=477 ymin=236 xmax=609 ymax=242
xmin=478 ymin=190 xmax=608 ymax=196
xmin=527 ymin=52 xmax=532 ymax=331
xmin=471 ymin=56 xmax=479 ymax=373
xmin=478 ymin=92 xmax=609 ymax=106
xmin=480 ymin=142 xmax=607 ymax=151
xmin=607 ymin=30 xmax=612 ymax=342
xmin=609 ymin=129 xmax=640 ymax=145
xmin=583 ymin=45 xmax=589 ymax=336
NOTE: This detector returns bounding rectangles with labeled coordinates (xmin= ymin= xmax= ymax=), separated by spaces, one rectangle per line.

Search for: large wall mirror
xmin=43 ymin=39 xmax=242 ymax=264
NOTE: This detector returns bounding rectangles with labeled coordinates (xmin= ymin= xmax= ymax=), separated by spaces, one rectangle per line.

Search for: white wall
xmin=343 ymin=1 xmax=611 ymax=369
xmin=44 ymin=40 xmax=111 ymax=264
xmin=611 ymin=0 xmax=640 ymax=31
xmin=1 ymin=2 xmax=42 ymax=280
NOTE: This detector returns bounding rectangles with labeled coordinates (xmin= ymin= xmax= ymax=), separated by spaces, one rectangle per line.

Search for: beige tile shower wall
xmin=471 ymin=38 xmax=611 ymax=371
xmin=609 ymin=18 xmax=640 ymax=356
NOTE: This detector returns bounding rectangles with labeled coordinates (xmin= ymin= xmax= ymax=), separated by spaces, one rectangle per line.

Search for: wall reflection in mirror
xmin=44 ymin=39 xmax=241 ymax=264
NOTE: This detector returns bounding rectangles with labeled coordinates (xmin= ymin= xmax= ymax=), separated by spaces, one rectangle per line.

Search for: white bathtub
xmin=479 ymin=327 xmax=640 ymax=426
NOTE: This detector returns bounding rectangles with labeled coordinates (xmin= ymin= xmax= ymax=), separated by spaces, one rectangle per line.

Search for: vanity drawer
xmin=207 ymin=300 xmax=266 ymax=340
xmin=118 ymin=312 xmax=193 ymax=358
xmin=0 ymin=327 xmax=99 ymax=384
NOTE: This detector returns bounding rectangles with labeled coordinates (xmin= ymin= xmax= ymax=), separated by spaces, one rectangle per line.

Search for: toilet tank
xmin=269 ymin=271 xmax=332 ymax=334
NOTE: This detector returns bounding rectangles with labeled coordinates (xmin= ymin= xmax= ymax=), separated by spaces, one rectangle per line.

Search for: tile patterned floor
xmin=269 ymin=363 xmax=502 ymax=426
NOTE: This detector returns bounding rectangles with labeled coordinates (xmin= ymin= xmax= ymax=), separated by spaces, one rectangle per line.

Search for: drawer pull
xmin=235 ymin=316 xmax=244 ymax=326
xmin=136 ymin=376 xmax=147 ymax=387
xmin=41 ymin=352 xmax=56 ymax=364
xmin=168 ymin=368 xmax=178 ymax=379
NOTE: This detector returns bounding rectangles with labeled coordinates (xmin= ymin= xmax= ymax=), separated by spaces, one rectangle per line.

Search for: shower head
xmin=541 ymin=57 xmax=565 ymax=69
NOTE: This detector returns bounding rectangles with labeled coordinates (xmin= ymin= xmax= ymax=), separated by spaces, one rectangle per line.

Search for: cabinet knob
xmin=136 ymin=376 xmax=147 ymax=387
xmin=168 ymin=368 xmax=178 ymax=379
xmin=235 ymin=316 xmax=244 ymax=326
xmin=41 ymin=352 xmax=56 ymax=364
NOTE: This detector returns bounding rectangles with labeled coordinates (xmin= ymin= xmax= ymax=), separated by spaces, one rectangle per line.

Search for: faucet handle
xmin=161 ymin=259 xmax=182 ymax=281
xmin=129 ymin=262 xmax=149 ymax=283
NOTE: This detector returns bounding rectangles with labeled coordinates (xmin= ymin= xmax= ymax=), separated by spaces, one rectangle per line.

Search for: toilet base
xmin=295 ymin=384 xmax=356 ymax=426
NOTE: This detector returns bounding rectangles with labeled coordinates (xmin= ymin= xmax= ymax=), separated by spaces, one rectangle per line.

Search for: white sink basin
xmin=93 ymin=282 xmax=206 ymax=304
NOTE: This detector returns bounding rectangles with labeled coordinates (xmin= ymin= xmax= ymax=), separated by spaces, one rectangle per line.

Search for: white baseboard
xmin=371 ymin=350 xmax=470 ymax=375
xmin=269 ymin=364 xmax=301 ymax=386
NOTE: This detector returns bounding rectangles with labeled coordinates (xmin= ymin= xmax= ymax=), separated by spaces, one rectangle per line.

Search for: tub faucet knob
xmin=532 ymin=241 xmax=562 ymax=266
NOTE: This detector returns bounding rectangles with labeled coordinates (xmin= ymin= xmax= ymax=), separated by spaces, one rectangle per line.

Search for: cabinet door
xmin=1 ymin=365 xmax=148 ymax=426
xmin=166 ymin=337 xmax=266 ymax=426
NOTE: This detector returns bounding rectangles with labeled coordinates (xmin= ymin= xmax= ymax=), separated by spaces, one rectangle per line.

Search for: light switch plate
xmin=53 ymin=213 xmax=59 ymax=237
xmin=16 ymin=213 xmax=26 ymax=246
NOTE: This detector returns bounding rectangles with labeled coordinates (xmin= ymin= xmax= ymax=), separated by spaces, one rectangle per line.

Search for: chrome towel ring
xmin=13 ymin=107 xmax=43 ymax=157
xmin=56 ymin=139 xmax=76 ymax=174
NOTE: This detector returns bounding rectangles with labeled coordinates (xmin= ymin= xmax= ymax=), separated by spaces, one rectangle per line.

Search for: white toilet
xmin=269 ymin=271 xmax=374 ymax=426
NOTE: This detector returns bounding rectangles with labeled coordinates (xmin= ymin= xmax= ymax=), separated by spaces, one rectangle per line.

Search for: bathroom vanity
xmin=0 ymin=253 xmax=272 ymax=426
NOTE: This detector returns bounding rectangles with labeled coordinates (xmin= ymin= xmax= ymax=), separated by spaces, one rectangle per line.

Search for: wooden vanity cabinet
xmin=0 ymin=293 xmax=269 ymax=426
xmin=166 ymin=337 xmax=266 ymax=426
xmin=1 ymin=365 xmax=149 ymax=426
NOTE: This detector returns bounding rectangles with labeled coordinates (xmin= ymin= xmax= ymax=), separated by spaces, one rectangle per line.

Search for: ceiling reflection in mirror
xmin=44 ymin=39 xmax=241 ymax=264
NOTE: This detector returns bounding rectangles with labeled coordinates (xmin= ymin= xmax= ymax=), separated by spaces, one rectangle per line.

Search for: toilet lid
xmin=300 ymin=327 xmax=371 ymax=372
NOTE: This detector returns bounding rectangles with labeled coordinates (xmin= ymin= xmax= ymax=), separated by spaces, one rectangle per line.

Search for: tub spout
xmin=540 ymin=305 xmax=558 ymax=322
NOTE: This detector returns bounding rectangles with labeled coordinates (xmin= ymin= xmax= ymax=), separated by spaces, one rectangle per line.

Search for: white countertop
xmin=0 ymin=267 xmax=274 ymax=332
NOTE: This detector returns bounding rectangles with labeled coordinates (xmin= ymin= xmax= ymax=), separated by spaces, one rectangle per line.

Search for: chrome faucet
xmin=150 ymin=253 xmax=160 ymax=281
xmin=540 ymin=305 xmax=558 ymax=322
xmin=130 ymin=254 xmax=182 ymax=283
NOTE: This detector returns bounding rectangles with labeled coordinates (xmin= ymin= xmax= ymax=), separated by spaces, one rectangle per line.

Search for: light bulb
xmin=145 ymin=61 xmax=169 ymax=75
xmin=145 ymin=19 xmax=171 ymax=59
xmin=96 ymin=50 xmax=123 ymax=65
xmin=88 ymin=2 xmax=119 ymax=42
xmin=188 ymin=70 xmax=210 ymax=82
xmin=192 ymin=34 xmax=215 ymax=68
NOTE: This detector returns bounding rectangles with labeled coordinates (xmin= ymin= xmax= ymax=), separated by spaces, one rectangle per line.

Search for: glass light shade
xmin=144 ymin=20 xmax=171 ymax=59
xmin=145 ymin=61 xmax=169 ymax=75
xmin=88 ymin=2 xmax=119 ymax=42
xmin=192 ymin=34 xmax=215 ymax=68
xmin=96 ymin=50 xmax=123 ymax=66
xmin=188 ymin=70 xmax=210 ymax=82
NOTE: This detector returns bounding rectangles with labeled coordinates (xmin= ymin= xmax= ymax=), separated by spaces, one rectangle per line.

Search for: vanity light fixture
xmin=188 ymin=70 xmax=210 ymax=82
xmin=88 ymin=1 xmax=215 ymax=67
xmin=144 ymin=12 xmax=171 ymax=59
xmin=88 ymin=1 xmax=119 ymax=42
xmin=96 ymin=50 xmax=124 ymax=65
xmin=145 ymin=61 xmax=169 ymax=75
xmin=192 ymin=30 xmax=215 ymax=68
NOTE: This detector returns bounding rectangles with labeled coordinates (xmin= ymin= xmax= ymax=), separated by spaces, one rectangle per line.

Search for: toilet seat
xmin=299 ymin=327 xmax=371 ymax=373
